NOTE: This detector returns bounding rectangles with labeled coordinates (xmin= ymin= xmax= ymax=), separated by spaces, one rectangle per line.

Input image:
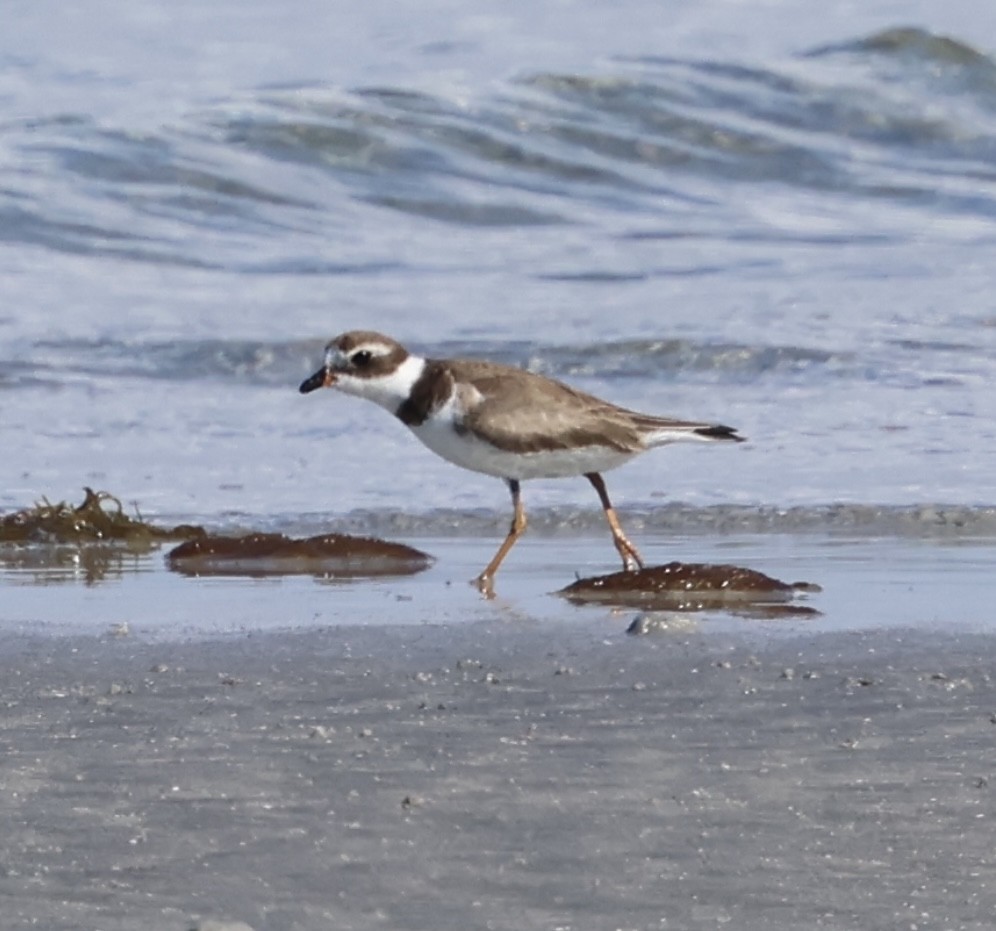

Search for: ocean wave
xmin=282 ymin=502 xmax=996 ymax=540
xmin=2 ymin=28 xmax=995 ymax=265
xmin=10 ymin=335 xmax=845 ymax=387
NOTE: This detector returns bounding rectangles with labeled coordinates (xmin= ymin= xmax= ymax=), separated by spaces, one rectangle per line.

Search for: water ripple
xmin=2 ymin=28 xmax=995 ymax=265
xmin=2 ymin=335 xmax=859 ymax=388
xmin=284 ymin=502 xmax=996 ymax=541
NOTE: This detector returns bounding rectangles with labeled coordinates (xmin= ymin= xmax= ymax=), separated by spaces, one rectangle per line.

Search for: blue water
xmin=2 ymin=2 xmax=996 ymax=534
xmin=3 ymin=534 xmax=994 ymax=639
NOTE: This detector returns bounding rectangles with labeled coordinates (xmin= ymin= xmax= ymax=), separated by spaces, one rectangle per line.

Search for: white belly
xmin=410 ymin=417 xmax=636 ymax=480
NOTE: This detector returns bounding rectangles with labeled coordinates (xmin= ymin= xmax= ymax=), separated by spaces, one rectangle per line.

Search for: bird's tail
xmin=639 ymin=420 xmax=746 ymax=446
xmin=693 ymin=424 xmax=744 ymax=442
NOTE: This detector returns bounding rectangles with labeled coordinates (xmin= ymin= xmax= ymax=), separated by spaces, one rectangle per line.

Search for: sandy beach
xmin=3 ymin=601 xmax=995 ymax=930
xmin=5 ymin=3 xmax=996 ymax=928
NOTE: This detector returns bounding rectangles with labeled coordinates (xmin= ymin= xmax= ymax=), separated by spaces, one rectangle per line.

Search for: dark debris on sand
xmin=560 ymin=561 xmax=821 ymax=615
xmin=167 ymin=532 xmax=433 ymax=578
xmin=0 ymin=487 xmax=204 ymax=544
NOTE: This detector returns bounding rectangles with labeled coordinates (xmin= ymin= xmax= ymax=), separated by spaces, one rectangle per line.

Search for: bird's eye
xmin=351 ymin=350 xmax=373 ymax=367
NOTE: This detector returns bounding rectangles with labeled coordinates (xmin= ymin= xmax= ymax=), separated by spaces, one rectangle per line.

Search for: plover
xmin=300 ymin=330 xmax=744 ymax=594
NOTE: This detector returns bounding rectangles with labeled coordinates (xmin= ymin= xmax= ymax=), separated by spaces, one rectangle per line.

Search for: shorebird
xmin=300 ymin=330 xmax=744 ymax=594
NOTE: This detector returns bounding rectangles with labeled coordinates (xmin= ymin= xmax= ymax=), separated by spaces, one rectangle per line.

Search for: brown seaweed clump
xmin=559 ymin=561 xmax=821 ymax=616
xmin=167 ymin=532 xmax=433 ymax=579
xmin=0 ymin=488 xmax=206 ymax=585
xmin=0 ymin=488 xmax=205 ymax=544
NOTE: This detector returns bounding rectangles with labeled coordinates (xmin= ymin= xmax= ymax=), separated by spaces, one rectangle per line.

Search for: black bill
xmin=299 ymin=367 xmax=332 ymax=394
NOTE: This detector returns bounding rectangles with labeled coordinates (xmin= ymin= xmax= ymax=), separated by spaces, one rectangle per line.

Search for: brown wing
xmin=444 ymin=359 xmax=709 ymax=454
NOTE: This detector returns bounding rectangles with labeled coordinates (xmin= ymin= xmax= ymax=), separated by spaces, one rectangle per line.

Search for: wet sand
xmin=3 ymin=613 xmax=996 ymax=931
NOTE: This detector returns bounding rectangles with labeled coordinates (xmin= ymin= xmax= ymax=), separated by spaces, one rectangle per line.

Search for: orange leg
xmin=475 ymin=479 xmax=528 ymax=596
xmin=586 ymin=472 xmax=644 ymax=572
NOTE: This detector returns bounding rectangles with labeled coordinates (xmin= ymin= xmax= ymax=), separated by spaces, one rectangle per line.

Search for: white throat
xmin=336 ymin=354 xmax=426 ymax=413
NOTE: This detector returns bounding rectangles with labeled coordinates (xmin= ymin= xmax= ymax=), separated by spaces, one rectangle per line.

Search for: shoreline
xmin=3 ymin=533 xmax=995 ymax=641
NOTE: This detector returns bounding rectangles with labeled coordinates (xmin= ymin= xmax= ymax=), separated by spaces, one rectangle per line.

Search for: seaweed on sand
xmin=559 ymin=561 xmax=822 ymax=616
xmin=1 ymin=489 xmax=432 ymax=585
xmin=0 ymin=487 xmax=205 ymax=544
xmin=167 ymin=532 xmax=433 ymax=579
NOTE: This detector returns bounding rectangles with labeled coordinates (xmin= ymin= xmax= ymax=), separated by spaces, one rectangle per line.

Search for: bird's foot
xmin=612 ymin=533 xmax=643 ymax=572
xmin=614 ymin=537 xmax=645 ymax=573
xmin=473 ymin=573 xmax=497 ymax=599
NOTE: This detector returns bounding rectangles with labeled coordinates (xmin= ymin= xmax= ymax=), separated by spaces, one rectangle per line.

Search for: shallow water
xmin=2 ymin=3 xmax=995 ymax=635
xmin=2 ymin=534 xmax=993 ymax=641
